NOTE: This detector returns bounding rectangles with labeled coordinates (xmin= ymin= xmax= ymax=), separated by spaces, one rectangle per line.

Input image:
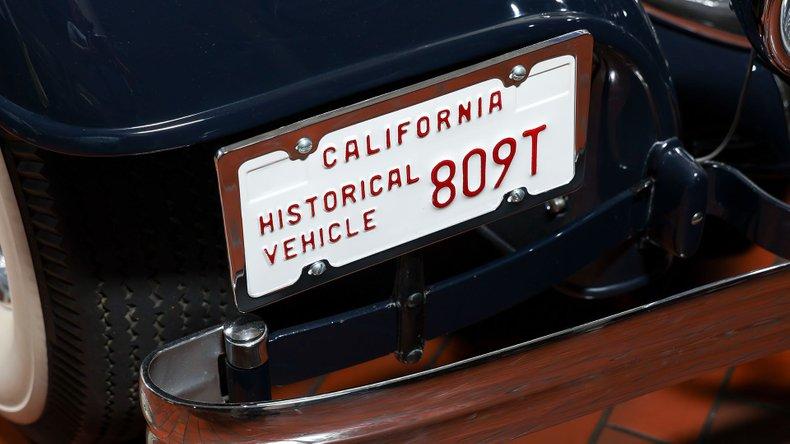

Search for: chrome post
xmin=222 ymin=314 xmax=271 ymax=402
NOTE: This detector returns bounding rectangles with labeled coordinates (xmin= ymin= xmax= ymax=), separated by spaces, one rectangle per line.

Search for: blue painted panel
xmin=0 ymin=0 xmax=676 ymax=154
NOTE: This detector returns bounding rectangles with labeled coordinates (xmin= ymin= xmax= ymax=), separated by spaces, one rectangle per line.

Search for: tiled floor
xmin=517 ymin=351 xmax=790 ymax=443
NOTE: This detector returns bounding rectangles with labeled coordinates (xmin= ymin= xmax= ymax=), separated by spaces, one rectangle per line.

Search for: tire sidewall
xmin=0 ymin=153 xmax=48 ymax=424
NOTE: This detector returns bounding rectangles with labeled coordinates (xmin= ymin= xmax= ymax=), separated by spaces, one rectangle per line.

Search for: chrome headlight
xmin=780 ymin=0 xmax=790 ymax=56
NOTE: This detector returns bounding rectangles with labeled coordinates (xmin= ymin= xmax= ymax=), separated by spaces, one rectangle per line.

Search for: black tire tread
xmin=3 ymin=142 xmax=235 ymax=443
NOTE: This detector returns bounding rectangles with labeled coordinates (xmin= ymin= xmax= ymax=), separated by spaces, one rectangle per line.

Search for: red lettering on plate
xmin=263 ymin=245 xmax=278 ymax=265
xmin=323 ymin=146 xmax=337 ymax=169
xmin=283 ymin=237 xmax=296 ymax=260
xmin=477 ymin=97 xmax=483 ymax=118
xmin=397 ymin=121 xmax=410 ymax=145
xmin=345 ymin=218 xmax=359 ymax=238
xmin=370 ymin=175 xmax=383 ymax=196
xmin=385 ymin=127 xmax=392 ymax=149
xmin=365 ymin=134 xmax=381 ymax=156
xmin=431 ymin=159 xmax=456 ymax=208
xmin=458 ymin=101 xmax=471 ymax=125
xmin=493 ymin=137 xmax=517 ymax=188
xmin=305 ymin=196 xmax=318 ymax=218
xmin=416 ymin=116 xmax=430 ymax=138
xmin=462 ymin=148 xmax=486 ymax=197
xmin=341 ymin=183 xmax=356 ymax=206
xmin=345 ymin=139 xmax=360 ymax=162
xmin=301 ymin=231 xmax=315 ymax=253
xmin=328 ymin=222 xmax=341 ymax=243
xmin=287 ymin=204 xmax=301 ymax=225
xmin=489 ymin=90 xmax=503 ymax=114
xmin=437 ymin=109 xmax=450 ymax=131
xmin=363 ymin=208 xmax=376 ymax=231
xmin=388 ymin=168 xmax=402 ymax=191
xmin=324 ymin=191 xmax=337 ymax=212
xmin=406 ymin=164 xmax=419 ymax=185
xmin=522 ymin=124 xmax=548 ymax=176
xmin=259 ymin=212 xmax=274 ymax=236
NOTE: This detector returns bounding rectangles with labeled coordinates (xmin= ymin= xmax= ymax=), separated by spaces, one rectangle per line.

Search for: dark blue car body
xmin=0 ymin=0 xmax=677 ymax=156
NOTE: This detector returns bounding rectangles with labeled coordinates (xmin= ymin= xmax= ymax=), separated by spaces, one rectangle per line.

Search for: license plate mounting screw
xmin=507 ymin=188 xmax=526 ymax=203
xmin=307 ymin=260 xmax=326 ymax=276
xmin=295 ymin=137 xmax=314 ymax=154
xmin=509 ymin=64 xmax=527 ymax=82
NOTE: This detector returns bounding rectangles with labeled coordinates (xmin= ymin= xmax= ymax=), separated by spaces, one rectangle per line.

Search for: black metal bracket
xmin=647 ymin=140 xmax=708 ymax=258
xmin=392 ymin=253 xmax=426 ymax=364
xmin=644 ymin=141 xmax=789 ymax=261
xmin=261 ymin=185 xmax=650 ymax=384
xmin=704 ymin=161 xmax=790 ymax=258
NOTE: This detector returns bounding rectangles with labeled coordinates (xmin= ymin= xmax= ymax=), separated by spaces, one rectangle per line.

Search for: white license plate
xmin=216 ymin=31 xmax=592 ymax=310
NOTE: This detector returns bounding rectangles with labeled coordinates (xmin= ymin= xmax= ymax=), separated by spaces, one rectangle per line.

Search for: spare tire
xmin=0 ymin=143 xmax=236 ymax=442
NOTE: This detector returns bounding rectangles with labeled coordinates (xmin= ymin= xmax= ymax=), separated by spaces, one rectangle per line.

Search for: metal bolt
xmin=507 ymin=188 xmax=526 ymax=203
xmin=691 ymin=212 xmax=704 ymax=225
xmin=509 ymin=64 xmax=527 ymax=82
xmin=405 ymin=292 xmax=425 ymax=308
xmin=404 ymin=348 xmax=423 ymax=364
xmin=546 ymin=196 xmax=568 ymax=215
xmin=295 ymin=137 xmax=313 ymax=154
xmin=307 ymin=260 xmax=326 ymax=276
xmin=223 ymin=314 xmax=269 ymax=369
xmin=632 ymin=179 xmax=653 ymax=194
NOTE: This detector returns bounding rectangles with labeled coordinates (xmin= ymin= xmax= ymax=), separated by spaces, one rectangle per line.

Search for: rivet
xmin=307 ymin=261 xmax=326 ymax=276
xmin=295 ymin=137 xmax=313 ymax=154
xmin=546 ymin=196 xmax=568 ymax=215
xmin=507 ymin=188 xmax=526 ymax=203
xmin=509 ymin=64 xmax=527 ymax=82
xmin=691 ymin=212 xmax=704 ymax=225
xmin=405 ymin=292 xmax=425 ymax=308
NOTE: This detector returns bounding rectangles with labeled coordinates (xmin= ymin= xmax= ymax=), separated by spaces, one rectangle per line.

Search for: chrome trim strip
xmin=213 ymin=30 xmax=594 ymax=311
xmin=642 ymin=1 xmax=750 ymax=48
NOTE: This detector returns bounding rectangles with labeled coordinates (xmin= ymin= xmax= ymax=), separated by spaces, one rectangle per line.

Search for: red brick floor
xmin=517 ymin=351 xmax=790 ymax=444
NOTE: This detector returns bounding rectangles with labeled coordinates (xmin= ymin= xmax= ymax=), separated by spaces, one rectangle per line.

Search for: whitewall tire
xmin=0 ymin=155 xmax=47 ymax=424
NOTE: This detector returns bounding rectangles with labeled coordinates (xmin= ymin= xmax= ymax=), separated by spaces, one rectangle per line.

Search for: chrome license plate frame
xmin=216 ymin=31 xmax=593 ymax=312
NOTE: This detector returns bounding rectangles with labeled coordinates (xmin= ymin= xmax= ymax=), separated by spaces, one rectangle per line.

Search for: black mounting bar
xmin=392 ymin=253 xmax=426 ymax=364
xmin=265 ymin=183 xmax=651 ymax=384
xmin=704 ymin=161 xmax=790 ymax=258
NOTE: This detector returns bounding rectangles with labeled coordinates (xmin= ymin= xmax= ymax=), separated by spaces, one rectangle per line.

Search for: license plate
xmin=216 ymin=31 xmax=593 ymax=311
